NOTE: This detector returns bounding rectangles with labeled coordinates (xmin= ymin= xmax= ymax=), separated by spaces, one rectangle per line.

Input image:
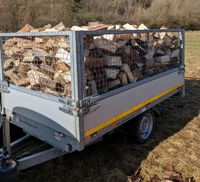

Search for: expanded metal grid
xmin=83 ymin=31 xmax=181 ymax=96
xmin=0 ymin=35 xmax=72 ymax=98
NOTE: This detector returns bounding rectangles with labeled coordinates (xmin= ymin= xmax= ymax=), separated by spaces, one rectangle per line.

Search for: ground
xmin=19 ymin=32 xmax=200 ymax=182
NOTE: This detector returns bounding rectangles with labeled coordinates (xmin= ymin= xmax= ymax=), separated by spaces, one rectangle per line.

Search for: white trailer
xmin=0 ymin=29 xmax=185 ymax=181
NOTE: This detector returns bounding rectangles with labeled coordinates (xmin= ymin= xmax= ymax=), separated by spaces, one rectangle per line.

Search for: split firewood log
xmin=56 ymin=61 xmax=70 ymax=72
xmin=171 ymin=49 xmax=180 ymax=58
xmin=4 ymin=69 xmax=30 ymax=86
xmin=61 ymin=83 xmax=71 ymax=97
xmin=93 ymin=38 xmax=127 ymax=53
xmin=118 ymin=72 xmax=128 ymax=86
xmin=4 ymin=59 xmax=15 ymax=70
xmin=38 ymin=64 xmax=55 ymax=79
xmin=53 ymin=22 xmax=66 ymax=31
xmin=27 ymin=70 xmax=50 ymax=86
xmin=17 ymin=63 xmax=31 ymax=77
xmin=54 ymin=71 xmax=71 ymax=85
xmin=85 ymin=69 xmax=94 ymax=81
xmin=55 ymin=48 xmax=71 ymax=66
xmin=3 ymin=46 xmax=22 ymax=57
xmin=108 ymin=79 xmax=121 ymax=90
xmin=105 ymin=68 xmax=120 ymax=79
xmin=86 ymin=80 xmax=98 ymax=96
xmin=32 ymin=48 xmax=49 ymax=62
xmin=122 ymin=64 xmax=134 ymax=83
xmin=38 ymin=77 xmax=56 ymax=90
xmin=155 ymin=55 xmax=171 ymax=65
xmin=132 ymin=69 xmax=143 ymax=81
xmin=88 ymin=22 xmax=109 ymax=30
xmin=138 ymin=24 xmax=148 ymax=30
xmin=18 ymin=24 xmax=35 ymax=32
xmin=104 ymin=55 xmax=122 ymax=66
xmin=85 ymin=57 xmax=105 ymax=69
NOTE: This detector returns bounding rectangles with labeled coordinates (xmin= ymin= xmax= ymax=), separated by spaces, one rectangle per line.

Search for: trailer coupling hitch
xmin=0 ymin=147 xmax=18 ymax=182
xmin=0 ymin=147 xmax=10 ymax=168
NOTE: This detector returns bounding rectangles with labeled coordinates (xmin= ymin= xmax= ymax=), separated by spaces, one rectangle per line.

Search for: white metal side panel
xmin=84 ymin=71 xmax=184 ymax=137
xmin=2 ymin=89 xmax=77 ymax=137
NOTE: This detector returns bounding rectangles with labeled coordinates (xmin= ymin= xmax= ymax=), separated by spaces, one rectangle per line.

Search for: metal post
xmin=2 ymin=109 xmax=11 ymax=156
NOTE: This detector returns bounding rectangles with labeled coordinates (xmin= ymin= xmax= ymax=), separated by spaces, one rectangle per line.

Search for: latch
xmin=0 ymin=81 xmax=10 ymax=94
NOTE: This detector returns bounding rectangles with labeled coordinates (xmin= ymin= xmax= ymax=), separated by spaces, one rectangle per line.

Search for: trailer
xmin=0 ymin=28 xmax=185 ymax=181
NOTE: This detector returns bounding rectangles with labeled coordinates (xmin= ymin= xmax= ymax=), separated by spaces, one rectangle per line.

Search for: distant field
xmin=19 ymin=32 xmax=200 ymax=182
xmin=185 ymin=31 xmax=200 ymax=78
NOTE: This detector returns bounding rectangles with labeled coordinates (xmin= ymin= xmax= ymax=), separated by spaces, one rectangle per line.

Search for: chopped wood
xmin=108 ymin=79 xmax=121 ymax=89
xmin=33 ymin=48 xmax=49 ymax=61
xmin=88 ymin=22 xmax=109 ymax=30
xmin=93 ymin=38 xmax=119 ymax=53
xmin=18 ymin=63 xmax=31 ymax=77
xmin=104 ymin=55 xmax=122 ymax=66
xmin=56 ymin=61 xmax=70 ymax=72
xmin=118 ymin=72 xmax=128 ymax=86
xmin=85 ymin=69 xmax=94 ymax=81
xmin=132 ymin=70 xmax=142 ymax=81
xmin=85 ymin=57 xmax=105 ymax=69
xmin=5 ymin=69 xmax=30 ymax=86
xmin=87 ymin=80 xmax=98 ymax=95
xmin=122 ymin=64 xmax=134 ymax=83
xmin=123 ymin=23 xmax=137 ymax=30
xmin=53 ymin=22 xmax=66 ymax=31
xmin=55 ymin=48 xmax=71 ymax=66
xmin=2 ymin=22 xmax=181 ymax=97
xmin=171 ymin=49 xmax=180 ymax=58
xmin=18 ymin=24 xmax=35 ymax=32
xmin=138 ymin=24 xmax=148 ymax=30
xmin=27 ymin=70 xmax=50 ymax=86
xmin=22 ymin=50 xmax=35 ymax=62
xmin=105 ymin=68 xmax=120 ymax=79
xmin=4 ymin=59 xmax=14 ymax=70
xmin=155 ymin=55 xmax=171 ymax=64
xmin=71 ymin=26 xmax=88 ymax=31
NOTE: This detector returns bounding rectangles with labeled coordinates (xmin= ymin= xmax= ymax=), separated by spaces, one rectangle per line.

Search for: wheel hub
xmin=139 ymin=113 xmax=153 ymax=140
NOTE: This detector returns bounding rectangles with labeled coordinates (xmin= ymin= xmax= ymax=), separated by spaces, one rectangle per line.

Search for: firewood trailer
xmin=0 ymin=28 xmax=185 ymax=181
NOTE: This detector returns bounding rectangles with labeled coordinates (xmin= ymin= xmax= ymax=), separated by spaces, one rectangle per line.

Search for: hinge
xmin=58 ymin=96 xmax=100 ymax=116
xmin=78 ymin=95 xmax=100 ymax=108
xmin=58 ymin=98 xmax=78 ymax=116
xmin=0 ymin=81 xmax=10 ymax=94
xmin=78 ymin=103 xmax=100 ymax=116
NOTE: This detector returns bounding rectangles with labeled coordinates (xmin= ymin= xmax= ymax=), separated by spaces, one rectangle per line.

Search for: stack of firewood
xmin=83 ymin=23 xmax=180 ymax=96
xmin=2 ymin=22 xmax=180 ymax=97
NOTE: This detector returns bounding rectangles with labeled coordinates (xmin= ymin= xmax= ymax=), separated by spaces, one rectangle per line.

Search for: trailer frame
xmin=0 ymin=29 xmax=185 ymax=172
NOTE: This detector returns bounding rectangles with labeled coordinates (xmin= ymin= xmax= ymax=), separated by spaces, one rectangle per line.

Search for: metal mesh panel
xmin=1 ymin=35 xmax=72 ymax=97
xmin=84 ymin=31 xmax=181 ymax=96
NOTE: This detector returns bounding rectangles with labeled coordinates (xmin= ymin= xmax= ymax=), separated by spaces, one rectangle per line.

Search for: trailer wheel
xmin=134 ymin=111 xmax=155 ymax=143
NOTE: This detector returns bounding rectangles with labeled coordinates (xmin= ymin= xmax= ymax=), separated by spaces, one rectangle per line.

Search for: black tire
xmin=0 ymin=160 xmax=18 ymax=182
xmin=134 ymin=111 xmax=155 ymax=144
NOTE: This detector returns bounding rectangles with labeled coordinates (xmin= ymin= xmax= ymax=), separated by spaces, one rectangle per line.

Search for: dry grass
xmin=19 ymin=32 xmax=200 ymax=182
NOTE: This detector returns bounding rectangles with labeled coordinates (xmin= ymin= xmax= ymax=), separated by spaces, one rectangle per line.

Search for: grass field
xmin=19 ymin=32 xmax=200 ymax=182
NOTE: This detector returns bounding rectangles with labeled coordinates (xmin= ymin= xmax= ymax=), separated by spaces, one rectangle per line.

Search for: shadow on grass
xmin=5 ymin=78 xmax=200 ymax=182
